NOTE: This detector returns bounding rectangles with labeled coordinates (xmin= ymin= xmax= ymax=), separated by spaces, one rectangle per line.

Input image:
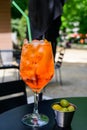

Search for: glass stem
xmin=33 ymin=92 xmax=39 ymax=116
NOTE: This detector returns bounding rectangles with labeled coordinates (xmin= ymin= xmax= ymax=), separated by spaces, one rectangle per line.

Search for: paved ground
xmin=0 ymin=48 xmax=87 ymax=102
xmin=44 ymin=62 xmax=87 ymax=98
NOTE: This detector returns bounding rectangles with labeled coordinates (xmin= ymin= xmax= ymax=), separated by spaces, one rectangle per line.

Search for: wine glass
xmin=20 ymin=39 xmax=54 ymax=127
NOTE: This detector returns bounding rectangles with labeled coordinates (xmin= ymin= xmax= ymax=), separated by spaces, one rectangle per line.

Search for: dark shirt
xmin=28 ymin=0 xmax=65 ymax=40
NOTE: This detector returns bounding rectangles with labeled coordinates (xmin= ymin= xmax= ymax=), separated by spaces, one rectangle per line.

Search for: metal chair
xmin=39 ymin=48 xmax=65 ymax=101
xmin=0 ymin=50 xmax=20 ymax=82
xmin=55 ymin=47 xmax=65 ymax=85
xmin=0 ymin=80 xmax=27 ymax=114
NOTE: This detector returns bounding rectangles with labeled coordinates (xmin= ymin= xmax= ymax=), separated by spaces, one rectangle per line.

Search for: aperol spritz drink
xmin=20 ymin=39 xmax=54 ymax=127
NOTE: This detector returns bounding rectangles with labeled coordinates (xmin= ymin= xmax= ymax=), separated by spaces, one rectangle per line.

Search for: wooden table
xmin=0 ymin=97 xmax=87 ymax=130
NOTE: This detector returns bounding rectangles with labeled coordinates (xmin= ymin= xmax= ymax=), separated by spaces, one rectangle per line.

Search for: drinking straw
xmin=12 ymin=1 xmax=32 ymax=42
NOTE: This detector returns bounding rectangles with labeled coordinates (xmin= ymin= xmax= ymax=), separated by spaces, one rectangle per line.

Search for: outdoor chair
xmin=0 ymin=50 xmax=20 ymax=82
xmin=55 ymin=47 xmax=65 ymax=85
xmin=38 ymin=48 xmax=65 ymax=100
xmin=0 ymin=80 xmax=27 ymax=114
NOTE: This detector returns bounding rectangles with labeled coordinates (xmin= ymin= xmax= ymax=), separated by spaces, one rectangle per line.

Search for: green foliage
xmin=11 ymin=10 xmax=28 ymax=45
xmin=11 ymin=0 xmax=29 ymax=45
xmin=61 ymin=0 xmax=87 ymax=34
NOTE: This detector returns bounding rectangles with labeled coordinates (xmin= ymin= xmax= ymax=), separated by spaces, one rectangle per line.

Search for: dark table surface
xmin=0 ymin=97 xmax=87 ymax=130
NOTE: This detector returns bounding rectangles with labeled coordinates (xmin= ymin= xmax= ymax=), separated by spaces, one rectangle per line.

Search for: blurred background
xmin=10 ymin=0 xmax=87 ymax=50
xmin=0 ymin=0 xmax=87 ymax=100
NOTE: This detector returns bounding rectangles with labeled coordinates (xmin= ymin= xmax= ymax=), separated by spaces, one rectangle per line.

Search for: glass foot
xmin=22 ymin=113 xmax=49 ymax=127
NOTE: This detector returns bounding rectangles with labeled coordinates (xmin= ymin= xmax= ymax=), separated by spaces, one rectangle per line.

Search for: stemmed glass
xmin=20 ymin=39 xmax=54 ymax=127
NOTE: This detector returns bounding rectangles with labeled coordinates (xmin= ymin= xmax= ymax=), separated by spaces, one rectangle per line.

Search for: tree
xmin=61 ymin=0 xmax=87 ymax=34
xmin=11 ymin=0 xmax=28 ymax=46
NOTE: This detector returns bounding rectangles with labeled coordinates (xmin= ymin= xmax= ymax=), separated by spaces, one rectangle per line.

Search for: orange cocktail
xmin=20 ymin=39 xmax=54 ymax=127
xmin=20 ymin=39 xmax=54 ymax=93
